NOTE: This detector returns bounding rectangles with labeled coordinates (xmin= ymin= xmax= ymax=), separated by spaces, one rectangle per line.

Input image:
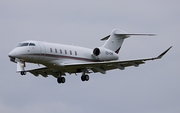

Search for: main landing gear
xmin=81 ymin=69 xmax=90 ymax=82
xmin=57 ymin=77 xmax=66 ymax=84
xmin=81 ymin=75 xmax=89 ymax=81
xmin=57 ymin=71 xmax=90 ymax=84
xmin=57 ymin=75 xmax=89 ymax=84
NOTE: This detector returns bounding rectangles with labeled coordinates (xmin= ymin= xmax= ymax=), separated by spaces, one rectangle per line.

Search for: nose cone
xmin=8 ymin=50 xmax=17 ymax=58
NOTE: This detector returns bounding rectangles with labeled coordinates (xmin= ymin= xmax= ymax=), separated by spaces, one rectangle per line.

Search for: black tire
xmin=85 ymin=75 xmax=89 ymax=81
xmin=61 ymin=77 xmax=66 ymax=83
xmin=57 ymin=77 xmax=66 ymax=84
xmin=20 ymin=71 xmax=26 ymax=75
xmin=57 ymin=77 xmax=62 ymax=84
xmin=20 ymin=71 xmax=23 ymax=75
xmin=81 ymin=75 xmax=85 ymax=81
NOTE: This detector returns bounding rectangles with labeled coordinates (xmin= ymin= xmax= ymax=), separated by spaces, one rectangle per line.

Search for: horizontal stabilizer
xmin=101 ymin=35 xmax=110 ymax=41
xmin=101 ymin=34 xmax=155 ymax=41
xmin=115 ymin=33 xmax=156 ymax=36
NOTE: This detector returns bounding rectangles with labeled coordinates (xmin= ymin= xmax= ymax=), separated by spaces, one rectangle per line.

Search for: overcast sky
xmin=0 ymin=0 xmax=179 ymax=113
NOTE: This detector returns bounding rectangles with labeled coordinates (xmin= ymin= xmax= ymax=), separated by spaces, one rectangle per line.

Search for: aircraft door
xmin=38 ymin=42 xmax=46 ymax=61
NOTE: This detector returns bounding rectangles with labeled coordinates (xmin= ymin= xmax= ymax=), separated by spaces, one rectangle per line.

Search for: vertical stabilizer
xmin=102 ymin=29 xmax=127 ymax=54
xmin=101 ymin=29 xmax=155 ymax=54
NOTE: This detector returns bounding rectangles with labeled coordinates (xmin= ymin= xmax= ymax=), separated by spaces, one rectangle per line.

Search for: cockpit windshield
xmin=17 ymin=43 xmax=36 ymax=47
xmin=29 ymin=43 xmax=36 ymax=46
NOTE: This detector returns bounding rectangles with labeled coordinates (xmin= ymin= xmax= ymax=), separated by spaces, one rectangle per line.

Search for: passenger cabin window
xmin=65 ymin=50 xmax=67 ymax=54
xmin=55 ymin=49 xmax=57 ymax=53
xmin=50 ymin=48 xmax=52 ymax=52
xmin=60 ymin=49 xmax=62 ymax=54
xmin=75 ymin=51 xmax=77 ymax=56
xmin=29 ymin=43 xmax=35 ymax=46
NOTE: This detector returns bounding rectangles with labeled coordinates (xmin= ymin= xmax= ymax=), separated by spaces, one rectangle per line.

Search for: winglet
xmin=157 ymin=46 xmax=172 ymax=59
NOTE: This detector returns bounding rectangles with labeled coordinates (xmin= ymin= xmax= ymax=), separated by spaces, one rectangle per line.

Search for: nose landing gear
xmin=16 ymin=59 xmax=26 ymax=76
xmin=20 ymin=71 xmax=26 ymax=75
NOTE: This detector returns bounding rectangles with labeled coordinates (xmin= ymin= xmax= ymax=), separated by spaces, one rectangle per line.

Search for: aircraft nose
xmin=8 ymin=50 xmax=17 ymax=58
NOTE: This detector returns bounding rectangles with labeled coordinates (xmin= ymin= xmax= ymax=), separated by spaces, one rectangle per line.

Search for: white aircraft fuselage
xmin=9 ymin=40 xmax=119 ymax=67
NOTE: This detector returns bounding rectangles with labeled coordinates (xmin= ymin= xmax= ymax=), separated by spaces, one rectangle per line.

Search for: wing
xmin=27 ymin=46 xmax=172 ymax=77
xmin=64 ymin=46 xmax=172 ymax=73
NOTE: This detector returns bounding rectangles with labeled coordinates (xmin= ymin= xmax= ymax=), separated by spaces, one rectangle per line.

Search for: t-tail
xmin=101 ymin=29 xmax=155 ymax=54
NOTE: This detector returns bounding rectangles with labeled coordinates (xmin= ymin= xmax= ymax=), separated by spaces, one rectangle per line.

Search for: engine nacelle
xmin=93 ymin=47 xmax=119 ymax=61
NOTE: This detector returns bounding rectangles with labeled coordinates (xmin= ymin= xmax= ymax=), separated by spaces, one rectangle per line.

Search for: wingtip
xmin=157 ymin=46 xmax=172 ymax=59
xmin=148 ymin=34 xmax=156 ymax=36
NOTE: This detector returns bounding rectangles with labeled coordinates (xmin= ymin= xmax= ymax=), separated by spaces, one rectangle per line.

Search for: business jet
xmin=8 ymin=29 xmax=172 ymax=84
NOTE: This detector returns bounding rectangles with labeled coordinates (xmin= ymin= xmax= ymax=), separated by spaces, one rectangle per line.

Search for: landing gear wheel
xmin=57 ymin=77 xmax=66 ymax=84
xmin=61 ymin=77 xmax=66 ymax=83
xmin=20 ymin=71 xmax=26 ymax=75
xmin=81 ymin=75 xmax=85 ymax=81
xmin=81 ymin=75 xmax=89 ymax=81
xmin=57 ymin=77 xmax=61 ymax=83
xmin=85 ymin=75 xmax=89 ymax=81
